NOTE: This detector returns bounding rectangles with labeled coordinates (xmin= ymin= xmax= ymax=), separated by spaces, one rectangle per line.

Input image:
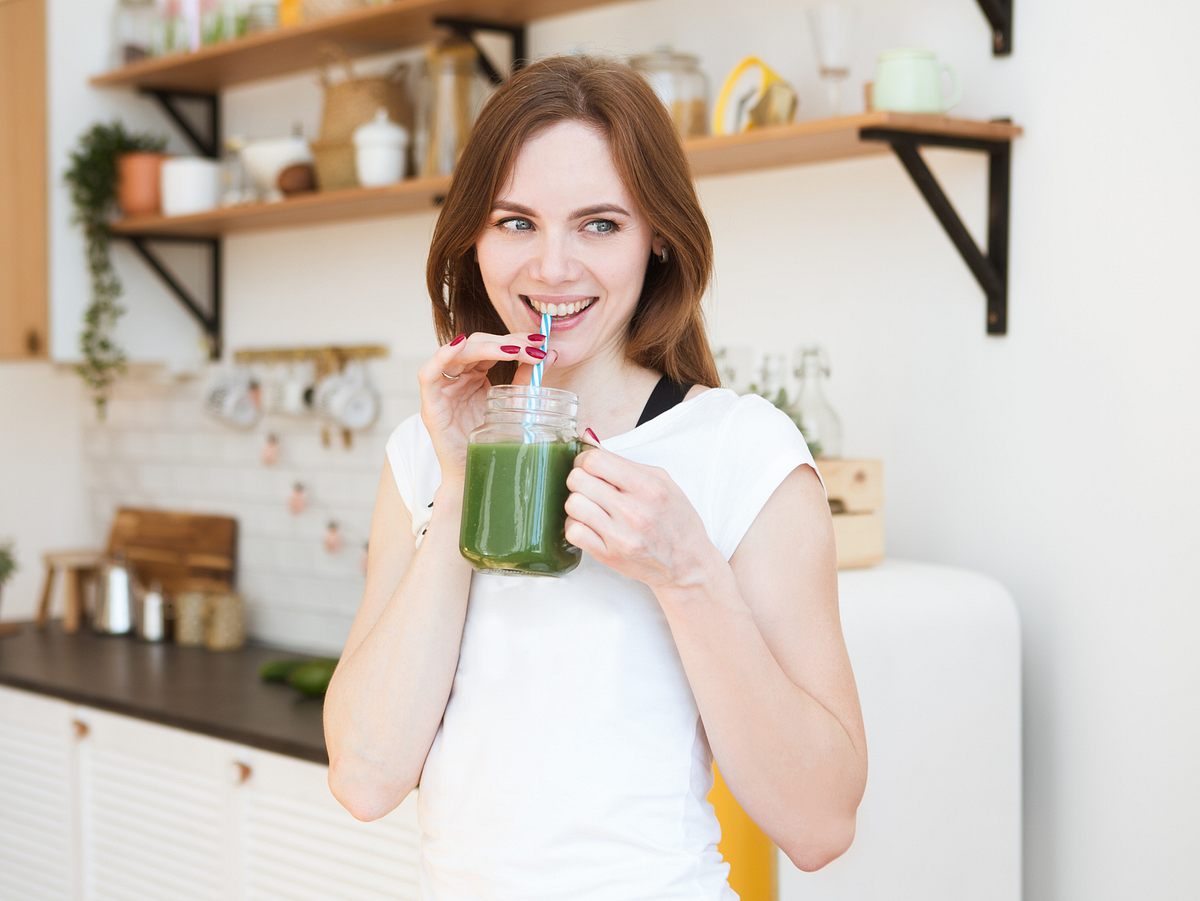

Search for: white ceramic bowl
xmin=160 ymin=157 xmax=221 ymax=216
xmin=240 ymin=136 xmax=313 ymax=197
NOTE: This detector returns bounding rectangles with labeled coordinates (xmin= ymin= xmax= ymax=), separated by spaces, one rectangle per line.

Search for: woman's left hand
xmin=564 ymin=444 xmax=715 ymax=590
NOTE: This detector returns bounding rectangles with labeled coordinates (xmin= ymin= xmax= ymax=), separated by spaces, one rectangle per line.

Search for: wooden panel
xmin=819 ymin=458 xmax=884 ymax=514
xmin=833 ymin=512 xmax=885 ymax=570
xmin=106 ymin=506 xmax=238 ymax=594
xmin=0 ymin=686 xmax=77 ymax=901
xmin=89 ymin=0 xmax=631 ymax=91
xmin=0 ymin=0 xmax=48 ymax=360
xmin=78 ymin=707 xmax=240 ymax=899
xmin=241 ymin=747 xmax=421 ymax=900
xmin=108 ymin=114 xmax=1021 ymax=238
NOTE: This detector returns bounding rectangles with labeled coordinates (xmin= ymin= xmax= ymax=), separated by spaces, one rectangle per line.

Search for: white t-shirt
xmin=385 ymin=387 xmax=825 ymax=901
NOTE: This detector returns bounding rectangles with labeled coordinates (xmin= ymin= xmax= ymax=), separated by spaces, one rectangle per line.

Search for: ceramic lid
xmin=353 ymin=109 xmax=408 ymax=148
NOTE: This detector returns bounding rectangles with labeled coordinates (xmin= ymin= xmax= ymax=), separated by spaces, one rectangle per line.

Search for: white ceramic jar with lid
xmin=353 ymin=108 xmax=409 ymax=187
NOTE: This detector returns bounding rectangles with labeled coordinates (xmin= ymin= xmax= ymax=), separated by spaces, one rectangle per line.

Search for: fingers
xmin=422 ymin=331 xmax=558 ymax=384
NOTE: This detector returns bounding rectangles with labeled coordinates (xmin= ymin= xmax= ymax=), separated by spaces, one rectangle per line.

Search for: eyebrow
xmin=492 ymin=200 xmax=632 ymax=219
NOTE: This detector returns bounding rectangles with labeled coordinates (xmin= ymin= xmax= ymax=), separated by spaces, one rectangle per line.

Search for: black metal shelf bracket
xmin=860 ymin=126 xmax=1012 ymax=335
xmin=116 ymin=234 xmax=223 ymax=359
xmin=139 ymin=88 xmax=221 ymax=158
xmin=431 ymin=16 xmax=528 ymax=84
xmin=976 ymin=0 xmax=1013 ymax=55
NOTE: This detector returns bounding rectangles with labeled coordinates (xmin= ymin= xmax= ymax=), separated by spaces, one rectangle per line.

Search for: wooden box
xmin=817 ymin=459 xmax=885 ymax=570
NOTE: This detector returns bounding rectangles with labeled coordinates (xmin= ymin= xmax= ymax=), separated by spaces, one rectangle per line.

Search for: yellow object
xmin=710 ymin=762 xmax=777 ymax=900
xmin=712 ymin=56 xmax=799 ymax=135
xmin=278 ymin=0 xmax=303 ymax=27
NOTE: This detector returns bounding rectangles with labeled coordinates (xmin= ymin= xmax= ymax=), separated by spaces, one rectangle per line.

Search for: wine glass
xmin=806 ymin=1 xmax=857 ymax=117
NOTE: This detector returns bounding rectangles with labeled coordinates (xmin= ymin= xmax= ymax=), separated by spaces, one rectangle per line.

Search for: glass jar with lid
xmin=459 ymin=385 xmax=582 ymax=576
xmin=629 ymin=46 xmax=710 ymax=139
xmin=790 ymin=344 xmax=843 ymax=459
xmin=112 ymin=0 xmax=156 ymax=66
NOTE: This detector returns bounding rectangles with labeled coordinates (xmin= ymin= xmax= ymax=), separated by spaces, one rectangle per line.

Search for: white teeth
xmin=528 ymin=297 xmax=595 ymax=316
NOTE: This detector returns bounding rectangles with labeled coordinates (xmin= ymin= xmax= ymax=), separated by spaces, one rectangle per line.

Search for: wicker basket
xmin=310 ymin=138 xmax=358 ymax=190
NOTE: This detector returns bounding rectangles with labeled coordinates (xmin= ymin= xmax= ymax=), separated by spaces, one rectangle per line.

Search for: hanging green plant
xmin=0 ymin=540 xmax=16 ymax=590
xmin=63 ymin=120 xmax=167 ymax=421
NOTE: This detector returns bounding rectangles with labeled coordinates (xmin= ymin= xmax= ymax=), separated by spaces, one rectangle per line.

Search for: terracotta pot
xmin=117 ymin=151 xmax=169 ymax=217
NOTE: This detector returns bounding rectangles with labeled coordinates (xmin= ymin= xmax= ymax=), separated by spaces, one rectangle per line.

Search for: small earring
xmin=657 ymin=246 xmax=669 ymax=263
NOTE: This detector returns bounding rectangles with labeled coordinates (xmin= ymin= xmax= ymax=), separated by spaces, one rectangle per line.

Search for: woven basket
xmin=310 ymin=138 xmax=358 ymax=190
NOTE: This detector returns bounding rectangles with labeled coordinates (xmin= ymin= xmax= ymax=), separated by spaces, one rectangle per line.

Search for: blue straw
xmin=531 ymin=311 xmax=552 ymax=387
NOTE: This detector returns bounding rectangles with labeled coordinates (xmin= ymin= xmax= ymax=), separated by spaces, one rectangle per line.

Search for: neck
xmin=510 ymin=343 xmax=660 ymax=439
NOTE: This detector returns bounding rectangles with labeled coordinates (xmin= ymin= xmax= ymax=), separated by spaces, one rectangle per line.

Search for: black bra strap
xmin=636 ymin=374 xmax=693 ymax=428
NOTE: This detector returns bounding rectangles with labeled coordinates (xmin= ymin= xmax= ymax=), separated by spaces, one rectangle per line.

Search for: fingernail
xmin=500 ymin=344 xmax=520 ymax=354
xmin=527 ymin=334 xmax=545 ymax=342
xmin=450 ymin=333 xmax=466 ymax=346
xmin=585 ymin=428 xmax=600 ymax=443
xmin=526 ymin=346 xmax=547 ymax=359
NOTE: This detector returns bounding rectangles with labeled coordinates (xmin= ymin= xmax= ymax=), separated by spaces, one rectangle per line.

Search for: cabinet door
xmin=0 ymin=685 xmax=78 ymax=901
xmin=0 ymin=0 xmax=48 ymax=360
xmin=75 ymin=707 xmax=240 ymax=900
xmin=239 ymin=748 xmax=421 ymax=900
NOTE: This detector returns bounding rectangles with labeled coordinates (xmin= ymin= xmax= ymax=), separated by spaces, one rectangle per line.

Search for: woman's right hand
xmin=419 ymin=331 xmax=558 ymax=484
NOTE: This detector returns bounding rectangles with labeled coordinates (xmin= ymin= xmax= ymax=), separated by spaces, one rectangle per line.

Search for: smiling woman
xmin=327 ymin=53 xmax=864 ymax=901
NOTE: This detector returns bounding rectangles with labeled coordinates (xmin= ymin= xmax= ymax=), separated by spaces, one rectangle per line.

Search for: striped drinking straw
xmin=531 ymin=311 xmax=551 ymax=387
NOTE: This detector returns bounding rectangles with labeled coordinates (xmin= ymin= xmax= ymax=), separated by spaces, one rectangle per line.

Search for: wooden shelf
xmin=89 ymin=0 xmax=625 ymax=92
xmin=108 ymin=113 xmax=1021 ymax=238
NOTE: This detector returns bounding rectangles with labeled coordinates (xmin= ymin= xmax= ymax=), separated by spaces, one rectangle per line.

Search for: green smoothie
xmin=459 ymin=438 xmax=582 ymax=576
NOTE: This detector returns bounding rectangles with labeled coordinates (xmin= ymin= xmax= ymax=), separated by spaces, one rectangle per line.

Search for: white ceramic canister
xmin=353 ymin=108 xmax=409 ymax=187
xmin=160 ymin=156 xmax=222 ymax=216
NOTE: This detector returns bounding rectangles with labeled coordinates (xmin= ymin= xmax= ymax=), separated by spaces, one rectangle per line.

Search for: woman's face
xmin=475 ymin=120 xmax=664 ymax=367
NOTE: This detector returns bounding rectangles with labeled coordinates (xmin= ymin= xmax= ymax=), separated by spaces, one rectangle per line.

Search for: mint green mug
xmin=873 ymin=49 xmax=962 ymax=114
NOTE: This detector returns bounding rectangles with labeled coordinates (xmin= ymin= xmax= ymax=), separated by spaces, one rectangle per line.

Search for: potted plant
xmin=63 ymin=121 xmax=168 ymax=421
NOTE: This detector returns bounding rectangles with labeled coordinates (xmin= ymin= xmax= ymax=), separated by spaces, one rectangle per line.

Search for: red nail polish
xmin=527 ymin=333 xmax=546 ymax=342
xmin=526 ymin=346 xmax=547 ymax=359
xmin=450 ymin=333 xmax=466 ymax=346
xmin=500 ymin=344 xmax=520 ymax=353
xmin=585 ymin=428 xmax=600 ymax=443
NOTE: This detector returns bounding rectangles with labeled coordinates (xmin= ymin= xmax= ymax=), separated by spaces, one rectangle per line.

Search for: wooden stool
xmin=36 ymin=549 xmax=104 ymax=633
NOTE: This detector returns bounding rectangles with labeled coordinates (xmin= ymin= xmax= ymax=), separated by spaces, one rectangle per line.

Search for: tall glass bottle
xmin=790 ymin=344 xmax=843 ymax=459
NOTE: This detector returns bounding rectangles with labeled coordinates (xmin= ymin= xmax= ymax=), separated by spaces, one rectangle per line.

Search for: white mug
xmin=873 ymin=49 xmax=962 ymax=114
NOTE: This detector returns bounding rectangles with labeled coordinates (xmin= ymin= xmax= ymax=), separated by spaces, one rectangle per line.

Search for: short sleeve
xmin=708 ymin=394 xmax=827 ymax=560
xmin=384 ymin=412 xmax=436 ymax=547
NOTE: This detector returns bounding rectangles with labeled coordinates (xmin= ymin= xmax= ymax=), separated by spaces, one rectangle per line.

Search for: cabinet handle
xmin=72 ymin=718 xmax=90 ymax=740
xmin=25 ymin=329 xmax=41 ymax=355
xmin=230 ymin=760 xmax=253 ymax=785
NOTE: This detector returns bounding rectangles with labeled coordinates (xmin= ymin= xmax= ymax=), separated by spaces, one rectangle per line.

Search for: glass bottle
xmin=113 ymin=0 xmax=157 ymax=66
xmin=460 ymin=385 xmax=582 ymax=576
xmin=790 ymin=344 xmax=843 ymax=459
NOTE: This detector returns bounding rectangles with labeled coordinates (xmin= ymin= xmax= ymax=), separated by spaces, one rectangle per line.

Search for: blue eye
xmin=586 ymin=219 xmax=619 ymax=234
xmin=496 ymin=217 xmax=533 ymax=232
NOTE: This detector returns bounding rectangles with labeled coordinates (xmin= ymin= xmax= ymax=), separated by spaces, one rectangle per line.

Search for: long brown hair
xmin=425 ymin=54 xmax=719 ymax=388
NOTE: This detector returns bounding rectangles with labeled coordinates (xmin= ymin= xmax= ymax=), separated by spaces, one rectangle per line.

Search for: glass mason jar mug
xmin=459 ymin=385 xmax=583 ymax=576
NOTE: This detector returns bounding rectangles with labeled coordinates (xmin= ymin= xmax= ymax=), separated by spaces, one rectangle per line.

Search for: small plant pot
xmin=117 ymin=151 xmax=170 ymax=217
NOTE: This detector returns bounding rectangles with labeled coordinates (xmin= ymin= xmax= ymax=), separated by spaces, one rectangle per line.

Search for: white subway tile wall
xmin=82 ymin=355 xmax=424 ymax=655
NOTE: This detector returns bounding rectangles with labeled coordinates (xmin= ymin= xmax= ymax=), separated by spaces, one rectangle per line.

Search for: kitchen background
xmin=1 ymin=0 xmax=1197 ymax=900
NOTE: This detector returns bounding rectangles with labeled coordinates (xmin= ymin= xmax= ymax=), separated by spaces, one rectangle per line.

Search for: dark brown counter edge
xmin=0 ymin=619 xmax=331 ymax=766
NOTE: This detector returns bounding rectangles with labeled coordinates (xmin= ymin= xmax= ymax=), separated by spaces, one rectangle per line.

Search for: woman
xmin=325 ymin=54 xmax=867 ymax=899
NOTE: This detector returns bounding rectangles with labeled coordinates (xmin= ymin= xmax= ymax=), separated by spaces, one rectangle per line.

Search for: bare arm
xmin=322 ymin=329 xmax=555 ymax=822
xmin=323 ymin=463 xmax=470 ymax=822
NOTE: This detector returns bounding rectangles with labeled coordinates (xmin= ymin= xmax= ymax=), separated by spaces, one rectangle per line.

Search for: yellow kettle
xmin=713 ymin=56 xmax=799 ymax=135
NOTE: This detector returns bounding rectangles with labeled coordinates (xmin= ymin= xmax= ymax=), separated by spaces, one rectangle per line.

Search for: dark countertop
xmin=0 ymin=620 xmax=329 ymax=765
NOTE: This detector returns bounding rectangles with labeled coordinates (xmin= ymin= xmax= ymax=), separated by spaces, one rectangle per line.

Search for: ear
xmin=651 ymin=234 xmax=666 ymax=257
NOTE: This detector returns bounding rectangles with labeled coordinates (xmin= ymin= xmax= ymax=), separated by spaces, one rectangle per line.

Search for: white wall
xmin=2 ymin=0 xmax=1198 ymax=899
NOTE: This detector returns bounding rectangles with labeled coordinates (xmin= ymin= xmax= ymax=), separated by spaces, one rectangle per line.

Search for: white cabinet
xmin=0 ymin=686 xmax=77 ymax=901
xmin=0 ymin=686 xmax=421 ymax=900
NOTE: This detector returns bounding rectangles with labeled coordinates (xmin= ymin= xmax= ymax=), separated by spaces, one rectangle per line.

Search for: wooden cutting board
xmin=106 ymin=507 xmax=237 ymax=595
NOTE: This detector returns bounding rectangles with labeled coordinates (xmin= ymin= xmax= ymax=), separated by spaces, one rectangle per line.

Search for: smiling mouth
xmin=521 ymin=295 xmax=598 ymax=323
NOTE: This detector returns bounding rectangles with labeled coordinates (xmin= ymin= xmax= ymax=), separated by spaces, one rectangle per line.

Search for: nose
xmin=527 ymin=232 xmax=580 ymax=286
